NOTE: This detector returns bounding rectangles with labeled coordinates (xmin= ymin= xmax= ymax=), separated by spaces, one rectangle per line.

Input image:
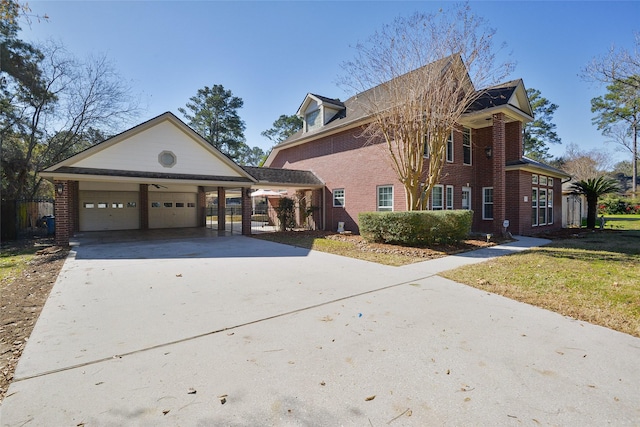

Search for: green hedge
xmin=358 ymin=210 xmax=473 ymax=246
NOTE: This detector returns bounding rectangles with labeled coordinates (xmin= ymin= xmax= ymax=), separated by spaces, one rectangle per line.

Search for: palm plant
xmin=571 ymin=176 xmax=620 ymax=228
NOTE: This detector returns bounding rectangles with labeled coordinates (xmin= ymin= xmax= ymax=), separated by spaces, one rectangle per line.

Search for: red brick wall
xmin=271 ymin=119 xmax=540 ymax=235
xmin=198 ymin=186 xmax=206 ymax=227
xmin=241 ymin=188 xmax=252 ymax=235
xmin=140 ymin=184 xmax=149 ymax=230
xmin=505 ymin=121 xmax=523 ymax=162
xmin=54 ymin=180 xmax=70 ymax=246
xmin=217 ymin=187 xmax=226 ymax=231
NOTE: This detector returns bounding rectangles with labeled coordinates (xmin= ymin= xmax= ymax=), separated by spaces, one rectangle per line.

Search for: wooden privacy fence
xmin=1 ymin=199 xmax=55 ymax=241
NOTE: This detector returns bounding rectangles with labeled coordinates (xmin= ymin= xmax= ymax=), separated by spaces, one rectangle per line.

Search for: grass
xmin=0 ymin=245 xmax=39 ymax=282
xmin=441 ymin=229 xmax=640 ymax=337
xmin=603 ymin=214 xmax=640 ymax=230
xmin=253 ymin=232 xmax=428 ymax=266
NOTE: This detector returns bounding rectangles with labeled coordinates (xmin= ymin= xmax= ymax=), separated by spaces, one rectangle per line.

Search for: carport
xmin=40 ymin=112 xmax=323 ymax=245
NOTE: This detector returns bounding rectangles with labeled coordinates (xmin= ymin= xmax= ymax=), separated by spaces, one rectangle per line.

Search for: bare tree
xmin=560 ymin=143 xmax=613 ymax=182
xmin=340 ymin=5 xmax=513 ymax=210
xmin=3 ymin=41 xmax=140 ymax=198
xmin=583 ymin=32 xmax=639 ymax=91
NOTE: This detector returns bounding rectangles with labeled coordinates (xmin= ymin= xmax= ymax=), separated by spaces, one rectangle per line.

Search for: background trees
xmin=585 ymin=34 xmax=639 ymax=196
xmin=340 ymin=4 xmax=513 ymax=210
xmin=178 ymin=84 xmax=264 ymax=165
xmin=523 ymin=88 xmax=561 ymax=162
xmin=1 ymin=6 xmax=138 ymax=199
xmin=590 ymin=76 xmax=639 ymax=195
xmin=261 ymin=114 xmax=302 ymax=145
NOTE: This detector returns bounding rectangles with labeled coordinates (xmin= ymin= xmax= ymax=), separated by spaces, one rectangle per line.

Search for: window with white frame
xmin=333 ymin=188 xmax=345 ymax=207
xmin=446 ymin=131 xmax=454 ymax=163
xmin=377 ymin=186 xmax=393 ymax=211
xmin=446 ymin=185 xmax=454 ymax=209
xmin=532 ymin=175 xmax=554 ymax=227
xmin=432 ymin=185 xmax=444 ymax=210
xmin=305 ymin=109 xmax=321 ymax=132
xmin=532 ymin=188 xmax=538 ymax=226
xmin=482 ymin=187 xmax=493 ymax=219
xmin=538 ymin=188 xmax=547 ymax=225
xmin=461 ymin=187 xmax=471 ymax=210
xmin=463 ymin=127 xmax=472 ymax=165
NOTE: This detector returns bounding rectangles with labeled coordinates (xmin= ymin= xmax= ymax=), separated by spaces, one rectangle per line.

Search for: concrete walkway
xmin=1 ymin=235 xmax=639 ymax=426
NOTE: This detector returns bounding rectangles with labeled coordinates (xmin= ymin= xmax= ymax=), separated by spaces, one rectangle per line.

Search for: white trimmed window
xmin=538 ymin=188 xmax=547 ymax=225
xmin=305 ymin=109 xmax=321 ymax=132
xmin=461 ymin=187 xmax=471 ymax=210
xmin=482 ymin=187 xmax=493 ymax=220
xmin=446 ymin=131 xmax=454 ymax=163
xmin=446 ymin=185 xmax=454 ymax=209
xmin=377 ymin=185 xmax=393 ymax=211
xmin=532 ymin=188 xmax=538 ymax=226
xmin=548 ymin=189 xmax=554 ymax=224
xmin=333 ymin=188 xmax=345 ymax=207
xmin=463 ymin=127 xmax=472 ymax=165
xmin=432 ymin=185 xmax=444 ymax=210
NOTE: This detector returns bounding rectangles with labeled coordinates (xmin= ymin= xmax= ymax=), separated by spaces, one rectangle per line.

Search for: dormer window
xmin=297 ymin=93 xmax=346 ymax=133
xmin=306 ymin=109 xmax=321 ymax=132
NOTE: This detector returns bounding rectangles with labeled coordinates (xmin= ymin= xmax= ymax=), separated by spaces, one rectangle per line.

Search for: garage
xmin=149 ymin=192 xmax=197 ymax=229
xmin=79 ymin=190 xmax=140 ymax=231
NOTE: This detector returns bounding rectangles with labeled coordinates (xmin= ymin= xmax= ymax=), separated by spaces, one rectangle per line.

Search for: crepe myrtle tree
xmin=340 ymin=4 xmax=513 ymax=210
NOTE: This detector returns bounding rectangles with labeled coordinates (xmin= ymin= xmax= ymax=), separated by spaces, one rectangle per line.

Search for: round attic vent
xmin=158 ymin=150 xmax=177 ymax=168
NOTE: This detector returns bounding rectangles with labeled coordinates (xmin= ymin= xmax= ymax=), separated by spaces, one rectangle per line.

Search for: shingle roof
xmin=506 ymin=157 xmax=571 ymax=179
xmin=309 ymin=94 xmax=345 ymax=108
xmin=51 ymin=166 xmax=256 ymax=183
xmin=466 ymin=79 xmax=521 ymax=112
xmin=242 ymin=166 xmax=324 ymax=186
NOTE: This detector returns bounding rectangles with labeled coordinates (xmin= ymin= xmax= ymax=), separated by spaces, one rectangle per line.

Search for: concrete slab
xmin=2 ymin=235 xmax=639 ymax=426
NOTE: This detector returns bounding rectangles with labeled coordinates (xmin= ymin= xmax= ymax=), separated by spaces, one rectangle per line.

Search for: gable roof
xmin=40 ymin=112 xmax=257 ymax=185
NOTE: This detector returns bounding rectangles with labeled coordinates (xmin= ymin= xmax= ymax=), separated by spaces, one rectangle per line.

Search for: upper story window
xmin=462 ymin=127 xmax=472 ymax=165
xmin=446 ymin=131 xmax=454 ymax=163
xmin=306 ymin=109 xmax=321 ymax=132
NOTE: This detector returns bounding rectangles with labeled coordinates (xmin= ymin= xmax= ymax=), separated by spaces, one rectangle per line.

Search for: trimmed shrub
xmin=359 ymin=210 xmax=473 ymax=246
xmin=598 ymin=196 xmax=640 ymax=215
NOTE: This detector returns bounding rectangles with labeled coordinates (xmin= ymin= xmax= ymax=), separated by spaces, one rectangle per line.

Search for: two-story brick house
xmin=265 ymin=63 xmax=570 ymax=236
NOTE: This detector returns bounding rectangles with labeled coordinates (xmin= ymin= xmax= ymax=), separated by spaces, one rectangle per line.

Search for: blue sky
xmin=21 ymin=1 xmax=639 ymax=164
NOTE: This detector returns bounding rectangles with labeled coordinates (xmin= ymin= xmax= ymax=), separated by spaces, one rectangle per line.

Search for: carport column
xmin=54 ymin=180 xmax=70 ymax=246
xmin=492 ymin=112 xmax=507 ymax=235
xmin=197 ymin=186 xmax=206 ymax=227
xmin=241 ymin=187 xmax=252 ymax=235
xmin=217 ymin=187 xmax=226 ymax=231
xmin=140 ymin=184 xmax=149 ymax=229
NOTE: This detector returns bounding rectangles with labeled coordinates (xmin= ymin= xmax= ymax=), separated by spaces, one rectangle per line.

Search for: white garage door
xmin=149 ymin=192 xmax=198 ymax=229
xmin=79 ymin=191 xmax=140 ymax=231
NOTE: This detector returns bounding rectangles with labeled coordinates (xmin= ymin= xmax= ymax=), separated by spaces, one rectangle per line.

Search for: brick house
xmin=264 ymin=63 xmax=570 ymax=236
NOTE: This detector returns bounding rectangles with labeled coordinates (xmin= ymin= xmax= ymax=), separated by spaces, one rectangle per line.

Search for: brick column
xmin=492 ymin=113 xmax=506 ymax=235
xmin=217 ymin=187 xmax=226 ymax=231
xmin=54 ymin=180 xmax=70 ymax=246
xmin=241 ymin=187 xmax=252 ymax=235
xmin=139 ymin=184 xmax=149 ymax=230
xmin=197 ymin=186 xmax=206 ymax=227
xmin=69 ymin=181 xmax=79 ymax=232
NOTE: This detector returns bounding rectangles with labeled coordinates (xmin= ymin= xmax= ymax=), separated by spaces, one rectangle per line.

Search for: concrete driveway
xmin=2 ymin=234 xmax=639 ymax=426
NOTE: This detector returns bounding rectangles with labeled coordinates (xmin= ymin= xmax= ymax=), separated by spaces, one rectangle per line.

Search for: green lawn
xmin=441 ymin=229 xmax=640 ymax=337
xmin=603 ymin=214 xmax=640 ymax=230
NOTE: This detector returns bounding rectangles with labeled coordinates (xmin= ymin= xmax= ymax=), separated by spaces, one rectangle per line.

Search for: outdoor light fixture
xmin=484 ymin=146 xmax=493 ymax=158
xmin=56 ymin=182 xmax=64 ymax=195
